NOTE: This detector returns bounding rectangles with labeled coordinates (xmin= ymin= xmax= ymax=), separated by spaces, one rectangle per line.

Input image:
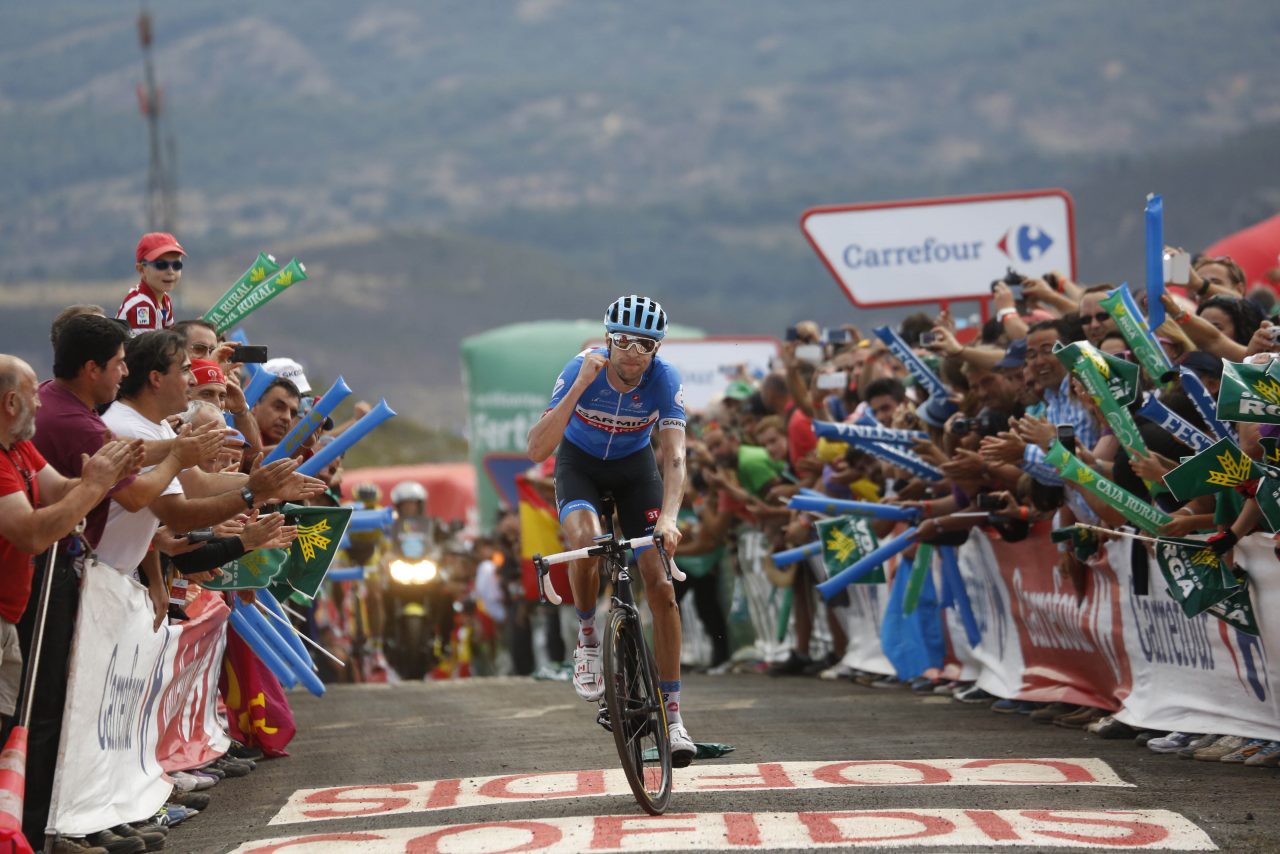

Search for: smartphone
xmin=825 ymin=328 xmax=850 ymax=344
xmin=795 ymin=344 xmax=823 ymax=364
xmin=1163 ymin=250 xmax=1191 ymax=286
xmin=184 ymin=528 xmax=216 ymax=544
xmin=1057 ymin=423 xmax=1076 ymax=455
xmin=230 ymin=344 xmax=269 ymax=363
xmin=976 ymin=493 xmax=1003 ymax=511
xmin=785 ymin=326 xmax=799 ymax=342
xmin=816 ymin=371 xmax=848 ymax=390
xmin=918 ymin=331 xmax=939 ymax=348
xmin=1008 ymin=284 xmax=1025 ymax=301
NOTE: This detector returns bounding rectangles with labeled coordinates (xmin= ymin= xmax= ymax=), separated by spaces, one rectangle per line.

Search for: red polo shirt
xmin=0 ymin=441 xmax=46 ymax=623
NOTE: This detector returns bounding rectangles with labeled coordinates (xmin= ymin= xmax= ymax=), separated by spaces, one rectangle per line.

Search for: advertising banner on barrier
xmin=801 ymin=189 xmax=1076 ymax=308
xmin=1116 ymin=534 xmax=1280 ymax=741
xmin=49 ymin=564 xmax=173 ymax=835
xmin=954 ymin=526 xmax=1129 ymax=709
xmin=947 ymin=528 xmax=1280 ymax=741
xmin=155 ymin=590 xmax=231 ymax=773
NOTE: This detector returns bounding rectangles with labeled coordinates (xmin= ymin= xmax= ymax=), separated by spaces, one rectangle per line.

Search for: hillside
xmin=2 ymin=2 xmax=1279 ymax=440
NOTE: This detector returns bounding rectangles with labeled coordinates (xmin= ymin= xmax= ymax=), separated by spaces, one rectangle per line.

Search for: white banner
xmin=802 ymin=190 xmax=1076 ymax=307
xmin=1114 ymin=534 xmax=1280 ymax=741
xmin=49 ymin=563 xmax=230 ymax=836
xmin=587 ymin=337 xmax=780 ymax=414
xmin=953 ymin=534 xmax=1025 ymax=700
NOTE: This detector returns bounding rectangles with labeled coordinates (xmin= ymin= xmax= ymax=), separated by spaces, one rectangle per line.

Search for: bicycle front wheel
xmin=603 ymin=606 xmax=672 ymax=814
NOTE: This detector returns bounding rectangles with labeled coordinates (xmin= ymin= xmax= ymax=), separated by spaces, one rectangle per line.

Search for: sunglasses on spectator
xmin=189 ymin=342 xmax=216 ymax=357
xmin=608 ymin=332 xmax=659 ymax=355
xmin=1082 ymin=312 xmax=1111 ymax=325
xmin=143 ymin=259 xmax=184 ymax=271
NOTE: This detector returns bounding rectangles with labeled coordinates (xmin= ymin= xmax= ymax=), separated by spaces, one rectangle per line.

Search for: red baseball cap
xmin=136 ymin=232 xmax=187 ymax=263
xmin=190 ymin=359 xmax=226 ymax=387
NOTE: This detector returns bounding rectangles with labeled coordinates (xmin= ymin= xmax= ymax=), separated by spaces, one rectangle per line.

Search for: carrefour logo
xmin=997 ymin=225 xmax=1054 ymax=263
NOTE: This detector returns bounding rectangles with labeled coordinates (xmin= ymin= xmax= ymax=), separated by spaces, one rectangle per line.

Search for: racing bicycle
xmin=533 ymin=499 xmax=685 ymax=815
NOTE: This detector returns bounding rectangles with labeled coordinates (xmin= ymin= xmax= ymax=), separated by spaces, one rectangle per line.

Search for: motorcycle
xmin=383 ymin=525 xmax=454 ymax=679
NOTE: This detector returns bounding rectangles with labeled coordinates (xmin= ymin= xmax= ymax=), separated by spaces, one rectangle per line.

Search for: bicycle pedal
xmin=596 ymin=706 xmax=613 ymax=733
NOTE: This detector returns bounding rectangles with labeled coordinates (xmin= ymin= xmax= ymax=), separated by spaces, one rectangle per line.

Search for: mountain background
xmin=3 ymin=1 xmax=1279 ymax=457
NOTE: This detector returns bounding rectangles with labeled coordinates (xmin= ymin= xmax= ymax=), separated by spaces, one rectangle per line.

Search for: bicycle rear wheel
xmin=603 ymin=606 xmax=672 ymax=814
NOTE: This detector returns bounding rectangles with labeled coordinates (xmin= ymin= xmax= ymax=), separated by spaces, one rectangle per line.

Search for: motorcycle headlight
xmin=389 ymin=559 xmax=438 ymax=585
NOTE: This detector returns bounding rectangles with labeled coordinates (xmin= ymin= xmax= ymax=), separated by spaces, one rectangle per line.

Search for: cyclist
xmin=527 ymin=295 xmax=694 ymax=766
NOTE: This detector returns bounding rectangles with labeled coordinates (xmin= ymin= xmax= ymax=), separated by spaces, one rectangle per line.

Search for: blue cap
xmin=917 ymin=394 xmax=959 ymax=430
xmin=995 ymin=338 xmax=1028 ymax=370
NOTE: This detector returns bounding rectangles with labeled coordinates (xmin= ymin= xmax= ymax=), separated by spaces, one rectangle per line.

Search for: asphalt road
xmin=172 ymin=673 xmax=1278 ymax=852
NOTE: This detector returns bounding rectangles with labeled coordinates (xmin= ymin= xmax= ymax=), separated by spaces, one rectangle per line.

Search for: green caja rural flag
xmin=204 ymin=504 xmax=352 ymax=594
xmin=815 ymin=515 xmax=884 ymax=584
xmin=204 ymin=547 xmax=289 ymax=591
xmin=275 ymin=503 xmax=353 ymax=599
xmin=1216 ymin=359 xmax=1280 ymax=423
xmin=1153 ymin=537 xmax=1240 ymax=618
xmin=1162 ymin=437 xmax=1265 ymax=502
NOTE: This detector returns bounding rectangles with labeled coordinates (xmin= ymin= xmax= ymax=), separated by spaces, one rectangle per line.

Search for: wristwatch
xmin=239 ymin=486 xmax=255 ymax=508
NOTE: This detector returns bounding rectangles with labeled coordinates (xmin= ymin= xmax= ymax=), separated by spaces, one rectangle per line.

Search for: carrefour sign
xmin=801 ymin=189 xmax=1076 ymax=308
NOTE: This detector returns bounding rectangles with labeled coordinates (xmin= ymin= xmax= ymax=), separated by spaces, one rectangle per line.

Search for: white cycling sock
xmin=576 ymin=608 xmax=597 ymax=647
xmin=660 ymin=681 xmax=682 ymax=725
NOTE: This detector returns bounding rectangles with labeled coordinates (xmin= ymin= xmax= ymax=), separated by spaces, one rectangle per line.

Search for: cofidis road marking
xmin=235 ymin=808 xmax=1214 ymax=852
xmin=270 ymin=758 xmax=1131 ymax=825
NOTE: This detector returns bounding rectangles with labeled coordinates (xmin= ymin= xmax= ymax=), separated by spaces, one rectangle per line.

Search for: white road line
xmin=233 ymin=808 xmax=1216 ymax=852
xmin=270 ymin=758 xmax=1133 ymax=826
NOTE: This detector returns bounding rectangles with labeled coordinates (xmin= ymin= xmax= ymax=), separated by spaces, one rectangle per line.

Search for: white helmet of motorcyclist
xmin=390 ymin=480 xmax=428 ymax=506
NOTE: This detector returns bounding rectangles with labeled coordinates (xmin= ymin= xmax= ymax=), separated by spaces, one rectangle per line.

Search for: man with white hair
xmin=0 ymin=354 xmax=142 ymax=723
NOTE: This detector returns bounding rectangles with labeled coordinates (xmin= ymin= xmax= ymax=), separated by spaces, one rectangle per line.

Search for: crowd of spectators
xmin=613 ymin=252 xmax=1280 ymax=769
xmin=7 ymin=228 xmax=1280 ymax=848
xmin=0 ymin=233 xmax=365 ymax=853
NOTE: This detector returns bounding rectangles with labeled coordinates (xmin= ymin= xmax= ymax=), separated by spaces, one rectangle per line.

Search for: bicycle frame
xmin=532 ymin=505 xmax=684 ymax=814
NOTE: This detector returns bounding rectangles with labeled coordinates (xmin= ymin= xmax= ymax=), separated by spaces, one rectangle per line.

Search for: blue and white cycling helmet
xmin=604 ymin=295 xmax=667 ymax=341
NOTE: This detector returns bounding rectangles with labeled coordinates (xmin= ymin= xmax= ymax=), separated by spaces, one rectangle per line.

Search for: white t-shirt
xmin=96 ymin=401 xmax=184 ymax=575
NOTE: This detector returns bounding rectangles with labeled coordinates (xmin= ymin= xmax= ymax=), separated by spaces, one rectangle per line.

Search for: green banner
xmin=276 ymin=503 xmax=354 ymax=599
xmin=1162 ymin=437 xmax=1264 ymax=502
xmin=1153 ymin=537 xmax=1240 ymax=617
xmin=1054 ymin=342 xmax=1153 ymax=492
xmin=205 ymin=504 xmax=352 ymax=594
xmin=903 ymin=542 xmax=933 ymax=614
xmin=815 ymin=515 xmax=883 ymax=584
xmin=1253 ymin=470 xmax=1280 ymax=533
xmin=1045 ymin=441 xmax=1174 ymax=534
xmin=1050 ymin=525 xmax=1101 ymax=561
xmin=1216 ymin=359 xmax=1280 ymax=423
xmin=1206 ymin=581 xmax=1261 ymax=636
xmin=202 ymin=252 xmax=281 ymax=332
xmin=1099 ymin=285 xmax=1176 ymax=387
xmin=209 ymin=258 xmax=308 ymax=333
xmin=204 ymin=547 xmax=289 ymax=591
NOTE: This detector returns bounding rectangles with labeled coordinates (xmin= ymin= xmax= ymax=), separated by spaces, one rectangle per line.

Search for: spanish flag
xmin=517 ymin=473 xmax=567 ymax=602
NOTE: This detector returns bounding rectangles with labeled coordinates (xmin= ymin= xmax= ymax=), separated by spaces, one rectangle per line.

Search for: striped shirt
xmin=117 ymin=280 xmax=172 ymax=335
xmin=1022 ymin=373 xmax=1101 ymax=525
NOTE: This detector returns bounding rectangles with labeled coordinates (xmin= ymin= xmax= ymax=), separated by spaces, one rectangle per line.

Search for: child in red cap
xmin=117 ymin=231 xmax=186 ymax=335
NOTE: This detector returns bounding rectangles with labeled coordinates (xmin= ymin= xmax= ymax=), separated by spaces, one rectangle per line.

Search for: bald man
xmin=0 ymin=355 xmax=141 ymax=725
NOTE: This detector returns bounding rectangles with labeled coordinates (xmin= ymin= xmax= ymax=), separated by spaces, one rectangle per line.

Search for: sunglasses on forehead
xmin=143 ymin=259 xmax=183 ymax=271
xmin=608 ymin=332 xmax=659 ymax=355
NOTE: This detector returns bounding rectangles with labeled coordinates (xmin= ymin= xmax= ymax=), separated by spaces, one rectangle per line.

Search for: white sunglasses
xmin=608 ymin=332 xmax=659 ymax=355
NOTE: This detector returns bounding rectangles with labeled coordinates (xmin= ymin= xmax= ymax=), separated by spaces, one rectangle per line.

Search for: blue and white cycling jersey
xmin=546 ymin=348 xmax=686 ymax=460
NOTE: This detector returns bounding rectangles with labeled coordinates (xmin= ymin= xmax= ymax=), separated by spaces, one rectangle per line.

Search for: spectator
xmin=118 ymin=232 xmax=186 ymax=335
xmin=863 ymin=377 xmax=907 ymax=427
xmin=253 ymin=377 xmax=302 ymax=449
xmin=95 ymin=331 xmax=307 ymax=619
xmin=16 ymin=314 xmax=214 ymax=848
xmin=0 ymin=355 xmax=140 ymax=728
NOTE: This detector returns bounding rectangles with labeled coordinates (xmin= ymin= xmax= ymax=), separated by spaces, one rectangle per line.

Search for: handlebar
xmin=534 ymin=534 xmax=685 ymax=606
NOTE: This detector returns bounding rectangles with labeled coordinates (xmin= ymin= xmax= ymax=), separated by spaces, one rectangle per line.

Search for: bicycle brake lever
xmin=533 ymin=555 xmax=562 ymax=605
xmin=652 ymin=536 xmax=687 ymax=583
